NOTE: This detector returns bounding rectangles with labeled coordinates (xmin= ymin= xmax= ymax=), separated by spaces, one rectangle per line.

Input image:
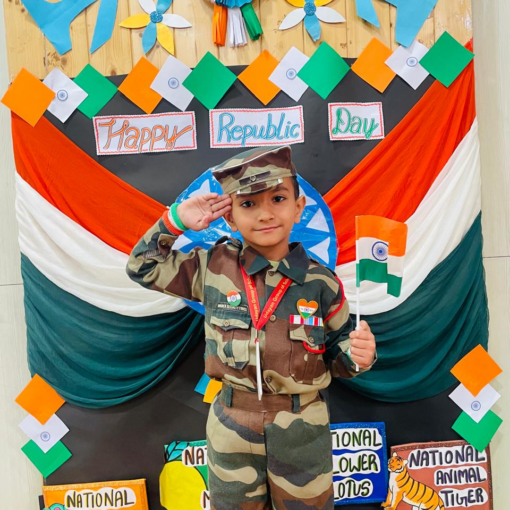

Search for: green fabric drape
xmin=20 ymin=215 xmax=488 ymax=406
xmin=21 ymin=254 xmax=204 ymax=408
xmin=342 ymin=214 xmax=489 ymax=402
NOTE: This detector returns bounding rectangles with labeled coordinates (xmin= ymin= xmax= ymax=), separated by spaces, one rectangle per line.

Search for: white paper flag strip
xmin=269 ymin=47 xmax=310 ymax=102
xmin=43 ymin=68 xmax=88 ymax=123
xmin=19 ymin=414 xmax=70 ymax=453
xmin=227 ymin=7 xmax=248 ymax=47
xmin=150 ymin=55 xmax=194 ymax=112
xmin=449 ymin=383 xmax=501 ymax=424
xmin=385 ymin=40 xmax=430 ymax=90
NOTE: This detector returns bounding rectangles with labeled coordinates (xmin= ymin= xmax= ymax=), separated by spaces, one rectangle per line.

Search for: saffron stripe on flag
xmin=355 ymin=219 xmax=408 ymax=256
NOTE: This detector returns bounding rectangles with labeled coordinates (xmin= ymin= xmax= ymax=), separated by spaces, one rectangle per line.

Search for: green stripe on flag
xmin=356 ymin=259 xmax=402 ymax=297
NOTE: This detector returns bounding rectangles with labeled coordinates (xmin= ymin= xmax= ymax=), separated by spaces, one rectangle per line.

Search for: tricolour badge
xmin=227 ymin=290 xmax=241 ymax=307
xmin=297 ymin=299 xmax=318 ymax=319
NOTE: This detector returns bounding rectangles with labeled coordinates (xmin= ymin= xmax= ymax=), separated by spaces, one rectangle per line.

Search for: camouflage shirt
xmin=126 ymin=215 xmax=373 ymax=396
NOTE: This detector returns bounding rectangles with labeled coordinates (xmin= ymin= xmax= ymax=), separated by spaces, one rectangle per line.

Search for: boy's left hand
xmin=349 ymin=320 xmax=376 ymax=369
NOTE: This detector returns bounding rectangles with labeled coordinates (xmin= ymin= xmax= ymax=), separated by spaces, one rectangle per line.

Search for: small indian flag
xmin=355 ymin=215 xmax=408 ymax=297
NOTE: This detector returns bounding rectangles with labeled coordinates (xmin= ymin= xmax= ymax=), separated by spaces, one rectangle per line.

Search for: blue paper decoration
xmin=21 ymin=0 xmax=97 ymax=55
xmin=21 ymin=0 xmax=121 ymax=54
xmin=355 ymin=0 xmax=380 ymax=28
xmin=357 ymin=0 xmax=439 ymax=47
xmin=90 ymin=0 xmax=119 ymax=53
xmin=389 ymin=0 xmax=439 ymax=47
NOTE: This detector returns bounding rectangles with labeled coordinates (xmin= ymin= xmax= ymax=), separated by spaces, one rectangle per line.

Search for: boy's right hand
xmin=177 ymin=193 xmax=232 ymax=231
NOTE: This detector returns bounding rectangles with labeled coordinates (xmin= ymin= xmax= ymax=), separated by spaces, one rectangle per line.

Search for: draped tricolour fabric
xmin=325 ymin=45 xmax=488 ymax=401
xmin=12 ymin=114 xmax=205 ymax=408
xmin=12 ymin=40 xmax=486 ymax=405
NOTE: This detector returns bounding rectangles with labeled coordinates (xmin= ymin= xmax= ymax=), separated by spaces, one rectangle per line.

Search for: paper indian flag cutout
xmin=355 ymin=215 xmax=408 ymax=297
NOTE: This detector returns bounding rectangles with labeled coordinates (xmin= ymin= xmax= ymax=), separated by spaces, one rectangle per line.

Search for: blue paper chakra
xmin=371 ymin=241 xmax=388 ymax=262
xmin=471 ymin=400 xmax=482 ymax=411
xmin=176 ymin=170 xmax=338 ymax=315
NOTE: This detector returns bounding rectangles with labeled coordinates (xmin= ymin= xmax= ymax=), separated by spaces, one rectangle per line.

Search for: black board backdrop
xmin=41 ymin=63 xmax=462 ymax=509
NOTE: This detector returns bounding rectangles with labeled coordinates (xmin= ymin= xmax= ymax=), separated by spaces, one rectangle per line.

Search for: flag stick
xmin=356 ymin=286 xmax=360 ymax=330
xmin=353 ymin=285 xmax=360 ymax=373
xmin=354 ymin=231 xmax=360 ymax=373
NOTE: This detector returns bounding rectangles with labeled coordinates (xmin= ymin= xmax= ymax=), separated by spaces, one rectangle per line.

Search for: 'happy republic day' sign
xmin=328 ymin=102 xmax=385 ymax=141
xmin=92 ymin=104 xmax=386 ymax=155
xmin=331 ymin=422 xmax=388 ymax=505
xmin=93 ymin=112 xmax=197 ymax=155
xmin=390 ymin=440 xmax=493 ymax=510
xmin=209 ymin=106 xmax=305 ymax=148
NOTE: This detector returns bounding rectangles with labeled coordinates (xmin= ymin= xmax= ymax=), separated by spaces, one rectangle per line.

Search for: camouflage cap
xmin=211 ymin=145 xmax=296 ymax=196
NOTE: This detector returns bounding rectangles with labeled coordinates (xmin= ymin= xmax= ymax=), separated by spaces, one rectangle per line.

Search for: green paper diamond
xmin=183 ymin=52 xmax=237 ymax=110
xmin=452 ymin=410 xmax=502 ymax=453
xmin=419 ymin=32 xmax=474 ymax=87
xmin=74 ymin=64 xmax=118 ymax=119
xmin=21 ymin=440 xmax=72 ymax=478
xmin=298 ymin=42 xmax=350 ymax=100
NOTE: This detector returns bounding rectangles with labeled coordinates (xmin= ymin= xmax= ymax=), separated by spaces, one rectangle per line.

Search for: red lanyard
xmin=240 ymin=264 xmax=292 ymax=331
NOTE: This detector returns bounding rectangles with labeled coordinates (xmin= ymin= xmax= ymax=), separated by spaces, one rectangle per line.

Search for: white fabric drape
xmin=337 ymin=119 xmax=481 ymax=315
xmin=16 ymin=175 xmax=186 ymax=317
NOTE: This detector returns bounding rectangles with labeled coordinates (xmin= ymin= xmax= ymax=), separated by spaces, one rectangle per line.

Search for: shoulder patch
xmin=214 ymin=235 xmax=230 ymax=246
xmin=214 ymin=236 xmax=242 ymax=248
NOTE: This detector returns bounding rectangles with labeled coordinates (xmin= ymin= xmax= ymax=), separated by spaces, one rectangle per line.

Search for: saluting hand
xmin=177 ymin=193 xmax=233 ymax=231
xmin=349 ymin=320 xmax=376 ymax=369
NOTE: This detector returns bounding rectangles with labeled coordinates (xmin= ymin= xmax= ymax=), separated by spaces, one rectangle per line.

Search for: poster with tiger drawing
xmin=386 ymin=440 xmax=493 ymax=510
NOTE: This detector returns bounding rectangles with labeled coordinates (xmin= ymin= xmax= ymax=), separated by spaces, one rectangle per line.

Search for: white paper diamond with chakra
xmin=355 ymin=215 xmax=408 ymax=297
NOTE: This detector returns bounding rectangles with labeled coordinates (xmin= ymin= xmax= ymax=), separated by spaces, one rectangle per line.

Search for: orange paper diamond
xmin=351 ymin=38 xmax=396 ymax=93
xmin=203 ymin=379 xmax=222 ymax=404
xmin=118 ymin=57 xmax=162 ymax=114
xmin=238 ymin=50 xmax=281 ymax=105
xmin=1 ymin=68 xmax=55 ymax=127
xmin=451 ymin=345 xmax=503 ymax=396
xmin=15 ymin=374 xmax=65 ymax=424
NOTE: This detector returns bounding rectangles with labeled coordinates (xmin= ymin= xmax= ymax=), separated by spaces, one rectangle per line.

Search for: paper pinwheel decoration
xmin=280 ymin=0 xmax=345 ymax=42
xmin=209 ymin=0 xmax=263 ymax=47
xmin=120 ymin=0 xmax=192 ymax=55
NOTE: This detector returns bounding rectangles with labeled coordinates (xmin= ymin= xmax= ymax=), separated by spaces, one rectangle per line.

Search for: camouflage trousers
xmin=206 ymin=384 xmax=334 ymax=510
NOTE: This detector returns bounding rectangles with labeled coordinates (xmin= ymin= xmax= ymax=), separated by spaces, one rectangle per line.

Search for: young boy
xmin=126 ymin=145 xmax=376 ymax=510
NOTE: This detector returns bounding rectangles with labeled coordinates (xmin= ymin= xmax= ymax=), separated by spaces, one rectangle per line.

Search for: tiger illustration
xmin=382 ymin=452 xmax=445 ymax=510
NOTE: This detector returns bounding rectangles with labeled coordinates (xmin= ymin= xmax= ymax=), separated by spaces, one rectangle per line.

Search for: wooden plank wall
xmin=3 ymin=0 xmax=472 ymax=80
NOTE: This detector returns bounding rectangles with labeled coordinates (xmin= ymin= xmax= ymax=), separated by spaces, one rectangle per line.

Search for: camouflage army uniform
xmin=126 ymin=146 xmax=374 ymax=510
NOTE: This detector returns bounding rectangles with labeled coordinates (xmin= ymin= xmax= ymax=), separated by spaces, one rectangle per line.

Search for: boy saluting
xmin=126 ymin=145 xmax=376 ymax=510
